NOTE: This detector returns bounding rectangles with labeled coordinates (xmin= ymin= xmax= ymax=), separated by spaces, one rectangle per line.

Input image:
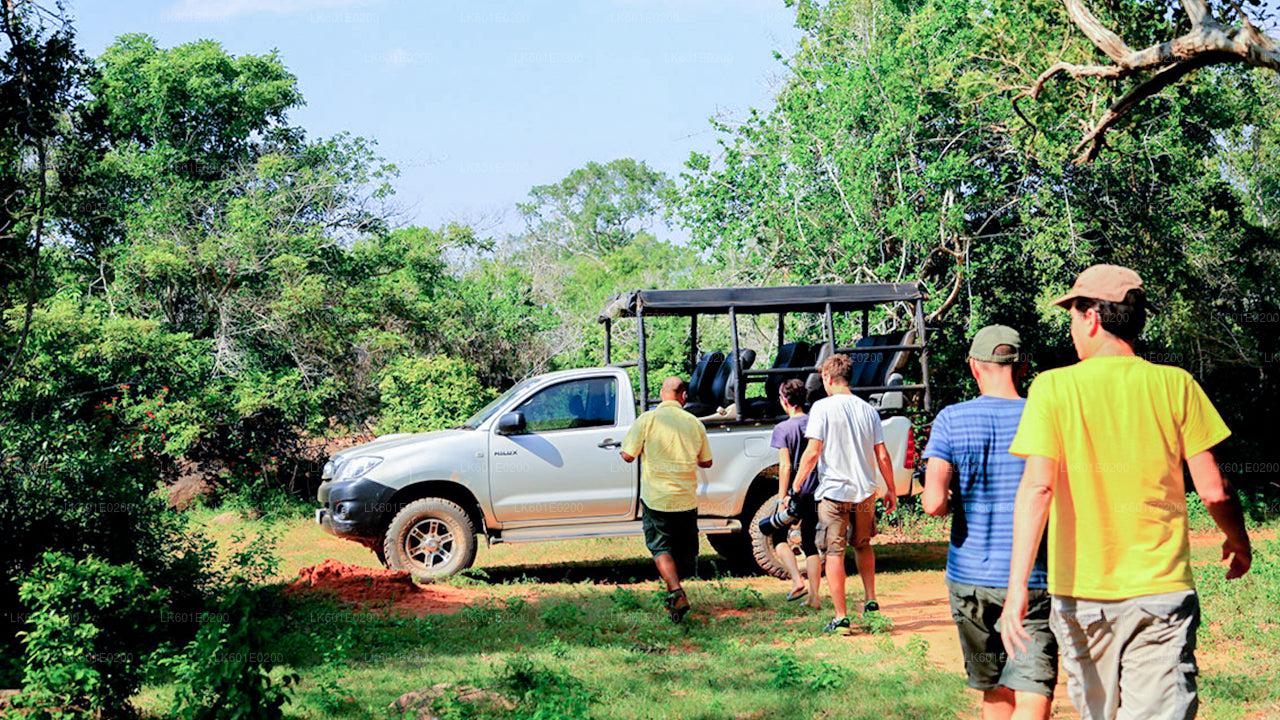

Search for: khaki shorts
xmin=816 ymin=495 xmax=876 ymax=556
xmin=1051 ymin=590 xmax=1199 ymax=720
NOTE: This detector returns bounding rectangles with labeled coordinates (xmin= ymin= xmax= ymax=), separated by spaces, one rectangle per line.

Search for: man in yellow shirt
xmin=1001 ymin=264 xmax=1252 ymax=720
xmin=621 ymin=376 xmax=713 ymax=622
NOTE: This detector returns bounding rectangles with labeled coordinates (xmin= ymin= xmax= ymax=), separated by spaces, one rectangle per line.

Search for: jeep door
xmin=488 ymin=376 xmax=636 ymax=523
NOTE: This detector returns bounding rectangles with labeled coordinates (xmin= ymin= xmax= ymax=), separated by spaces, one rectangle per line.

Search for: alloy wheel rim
xmin=406 ymin=518 xmax=455 ymax=569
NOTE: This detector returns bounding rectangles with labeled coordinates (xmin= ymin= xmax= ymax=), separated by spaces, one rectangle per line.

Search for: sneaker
xmin=823 ymin=616 xmax=850 ymax=633
xmin=863 ymin=600 xmax=880 ymax=614
xmin=666 ymin=588 xmax=691 ymax=623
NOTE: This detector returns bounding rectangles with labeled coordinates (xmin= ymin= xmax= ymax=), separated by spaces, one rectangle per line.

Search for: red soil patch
xmin=286 ymin=559 xmax=483 ymax=615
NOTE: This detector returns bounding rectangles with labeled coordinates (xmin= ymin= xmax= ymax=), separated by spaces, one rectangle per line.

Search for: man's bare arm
xmin=873 ymin=442 xmax=897 ymax=514
xmin=922 ymin=458 xmax=952 ymax=517
xmin=794 ymin=438 xmax=823 ymax=494
xmin=1187 ymin=449 xmax=1251 ymax=579
xmin=777 ymin=447 xmax=792 ymax=500
xmin=1001 ymin=454 xmax=1056 ymax=659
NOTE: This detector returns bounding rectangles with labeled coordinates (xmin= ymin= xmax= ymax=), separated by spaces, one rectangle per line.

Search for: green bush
xmin=163 ymin=589 xmax=299 ymax=720
xmin=375 ymin=354 xmax=496 ymax=434
xmin=16 ymin=553 xmax=167 ymax=717
xmin=0 ymin=450 xmax=213 ymax=687
xmin=498 ymin=655 xmax=595 ymax=720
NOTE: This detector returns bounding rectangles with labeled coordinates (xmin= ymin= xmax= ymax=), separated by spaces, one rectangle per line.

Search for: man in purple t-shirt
xmin=770 ymin=379 xmax=822 ymax=607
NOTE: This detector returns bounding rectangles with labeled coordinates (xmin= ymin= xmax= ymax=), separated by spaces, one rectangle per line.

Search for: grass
xmin=1195 ymin=534 xmax=1280 ymax=720
xmin=145 ymin=503 xmax=1280 ymax=720
xmin=137 ymin=509 xmax=967 ymax=720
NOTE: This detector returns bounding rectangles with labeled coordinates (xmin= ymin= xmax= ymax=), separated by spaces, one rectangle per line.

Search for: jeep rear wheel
xmin=383 ymin=498 xmax=477 ymax=580
xmin=747 ymin=495 xmax=809 ymax=580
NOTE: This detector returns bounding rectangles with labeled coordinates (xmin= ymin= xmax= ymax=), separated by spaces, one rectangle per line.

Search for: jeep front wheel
xmin=382 ymin=498 xmax=477 ymax=580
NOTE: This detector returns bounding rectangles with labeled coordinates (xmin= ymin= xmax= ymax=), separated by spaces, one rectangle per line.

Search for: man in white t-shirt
xmin=795 ymin=352 xmax=898 ymax=632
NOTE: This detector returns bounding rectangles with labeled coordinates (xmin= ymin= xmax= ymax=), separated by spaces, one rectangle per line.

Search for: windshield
xmin=460 ymin=376 xmax=542 ymax=428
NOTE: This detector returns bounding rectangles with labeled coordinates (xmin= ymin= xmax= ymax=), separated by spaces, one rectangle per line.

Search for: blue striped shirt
xmin=922 ymin=396 xmax=1048 ymax=589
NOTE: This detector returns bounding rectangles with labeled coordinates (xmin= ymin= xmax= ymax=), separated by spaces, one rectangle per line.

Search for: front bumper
xmin=315 ymin=477 xmax=398 ymax=539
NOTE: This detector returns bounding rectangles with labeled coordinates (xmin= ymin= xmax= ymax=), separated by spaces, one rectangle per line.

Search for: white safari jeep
xmin=317 ymin=283 xmax=932 ymax=579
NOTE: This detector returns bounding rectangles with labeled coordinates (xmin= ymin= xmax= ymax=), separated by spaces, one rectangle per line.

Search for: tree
xmin=517 ymin=158 xmax=671 ymax=257
xmin=675 ymin=0 xmax=1280 ymax=476
xmin=1024 ymin=0 xmax=1280 ymax=163
xmin=0 ymin=1 xmax=87 ymax=383
xmin=508 ymin=159 xmax=699 ymax=375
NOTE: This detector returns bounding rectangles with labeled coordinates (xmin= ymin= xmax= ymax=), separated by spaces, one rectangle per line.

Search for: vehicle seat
xmin=743 ymin=341 xmax=811 ymax=418
xmin=714 ymin=349 xmax=757 ymax=408
xmin=804 ymin=342 xmax=834 ymax=406
xmin=853 ymin=330 xmax=911 ymax=396
xmin=683 ymin=351 xmax=725 ymax=416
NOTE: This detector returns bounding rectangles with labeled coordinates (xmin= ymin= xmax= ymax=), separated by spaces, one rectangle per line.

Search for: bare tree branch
xmin=1023 ymin=0 xmax=1280 ymax=162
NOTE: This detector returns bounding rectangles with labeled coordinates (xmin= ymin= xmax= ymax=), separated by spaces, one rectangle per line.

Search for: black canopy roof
xmin=597 ymin=282 xmax=927 ymax=322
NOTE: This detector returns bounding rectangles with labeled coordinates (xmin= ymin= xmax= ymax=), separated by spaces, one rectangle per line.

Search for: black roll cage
xmin=597 ymin=282 xmax=931 ymax=419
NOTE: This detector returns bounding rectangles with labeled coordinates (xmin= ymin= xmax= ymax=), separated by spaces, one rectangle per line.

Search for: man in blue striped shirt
xmin=923 ymin=325 xmax=1057 ymax=720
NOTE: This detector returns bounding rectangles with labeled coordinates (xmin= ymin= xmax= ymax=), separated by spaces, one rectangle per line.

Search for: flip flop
xmin=786 ymin=587 xmax=808 ymax=602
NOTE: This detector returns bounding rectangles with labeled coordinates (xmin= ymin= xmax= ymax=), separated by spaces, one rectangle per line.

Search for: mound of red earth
xmin=287 ymin=559 xmax=480 ymax=615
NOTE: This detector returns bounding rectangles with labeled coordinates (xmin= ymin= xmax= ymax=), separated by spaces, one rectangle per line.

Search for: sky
xmin=70 ymin=0 xmax=804 ymax=240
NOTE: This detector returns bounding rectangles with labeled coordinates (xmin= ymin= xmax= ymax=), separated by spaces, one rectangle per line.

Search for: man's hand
xmin=999 ymin=588 xmax=1030 ymax=660
xmin=1223 ymin=536 xmax=1252 ymax=580
xmin=881 ymin=489 xmax=897 ymax=515
xmin=1187 ymin=449 xmax=1251 ymax=580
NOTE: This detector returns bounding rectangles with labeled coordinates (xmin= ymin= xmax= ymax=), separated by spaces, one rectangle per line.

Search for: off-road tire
xmin=382 ymin=498 xmax=477 ymax=580
xmin=747 ymin=495 xmax=809 ymax=580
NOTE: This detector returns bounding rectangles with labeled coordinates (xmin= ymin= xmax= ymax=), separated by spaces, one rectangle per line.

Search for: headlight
xmin=338 ymin=456 xmax=383 ymax=480
xmin=322 ymin=460 xmax=335 ymax=479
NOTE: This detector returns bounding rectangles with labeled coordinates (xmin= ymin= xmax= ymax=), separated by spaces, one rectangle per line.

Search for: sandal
xmin=666 ymin=588 xmax=691 ymax=623
xmin=786 ymin=587 xmax=808 ymax=602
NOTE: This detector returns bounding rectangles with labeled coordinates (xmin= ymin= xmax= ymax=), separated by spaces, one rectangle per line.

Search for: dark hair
xmin=820 ymin=353 xmax=854 ymax=385
xmin=779 ymin=378 xmax=807 ymax=408
xmin=1071 ymin=290 xmax=1147 ymax=342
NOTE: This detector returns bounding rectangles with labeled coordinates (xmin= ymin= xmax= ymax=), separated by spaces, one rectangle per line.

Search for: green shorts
xmin=947 ymin=579 xmax=1058 ymax=697
xmin=641 ymin=501 xmax=698 ymax=578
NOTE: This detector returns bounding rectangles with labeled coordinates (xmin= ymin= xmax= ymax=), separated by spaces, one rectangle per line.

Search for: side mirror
xmin=496 ymin=411 xmax=526 ymax=435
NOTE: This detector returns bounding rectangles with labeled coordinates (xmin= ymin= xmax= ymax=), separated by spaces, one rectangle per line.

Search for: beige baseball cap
xmin=968 ymin=325 xmax=1021 ymax=364
xmin=1050 ymin=264 xmax=1144 ymax=307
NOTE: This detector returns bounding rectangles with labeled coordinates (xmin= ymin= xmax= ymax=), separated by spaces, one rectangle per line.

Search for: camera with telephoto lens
xmin=757 ymin=496 xmax=799 ymax=536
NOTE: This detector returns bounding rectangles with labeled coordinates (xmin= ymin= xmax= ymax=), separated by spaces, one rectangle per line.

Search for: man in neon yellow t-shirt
xmin=1000 ymin=264 xmax=1251 ymax=720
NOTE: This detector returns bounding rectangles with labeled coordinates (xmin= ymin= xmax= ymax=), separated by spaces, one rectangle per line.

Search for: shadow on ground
xmin=469 ymin=540 xmax=949 ymax=585
xmin=469 ymin=555 xmax=753 ymax=585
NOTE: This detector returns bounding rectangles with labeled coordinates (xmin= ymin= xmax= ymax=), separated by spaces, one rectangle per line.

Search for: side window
xmin=516 ymin=378 xmax=617 ymax=433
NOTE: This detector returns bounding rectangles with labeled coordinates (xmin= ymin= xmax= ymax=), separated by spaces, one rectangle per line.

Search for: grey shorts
xmin=947 ymin=579 xmax=1058 ymax=697
xmin=1051 ymin=590 xmax=1199 ymax=720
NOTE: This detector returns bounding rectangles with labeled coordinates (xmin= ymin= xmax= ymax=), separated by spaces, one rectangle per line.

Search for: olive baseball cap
xmin=969 ymin=325 xmax=1021 ymax=364
xmin=1050 ymin=264 xmax=1144 ymax=308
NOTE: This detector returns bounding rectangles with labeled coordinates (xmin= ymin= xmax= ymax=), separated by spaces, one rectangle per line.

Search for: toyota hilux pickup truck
xmin=317 ymin=282 xmax=932 ymax=579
